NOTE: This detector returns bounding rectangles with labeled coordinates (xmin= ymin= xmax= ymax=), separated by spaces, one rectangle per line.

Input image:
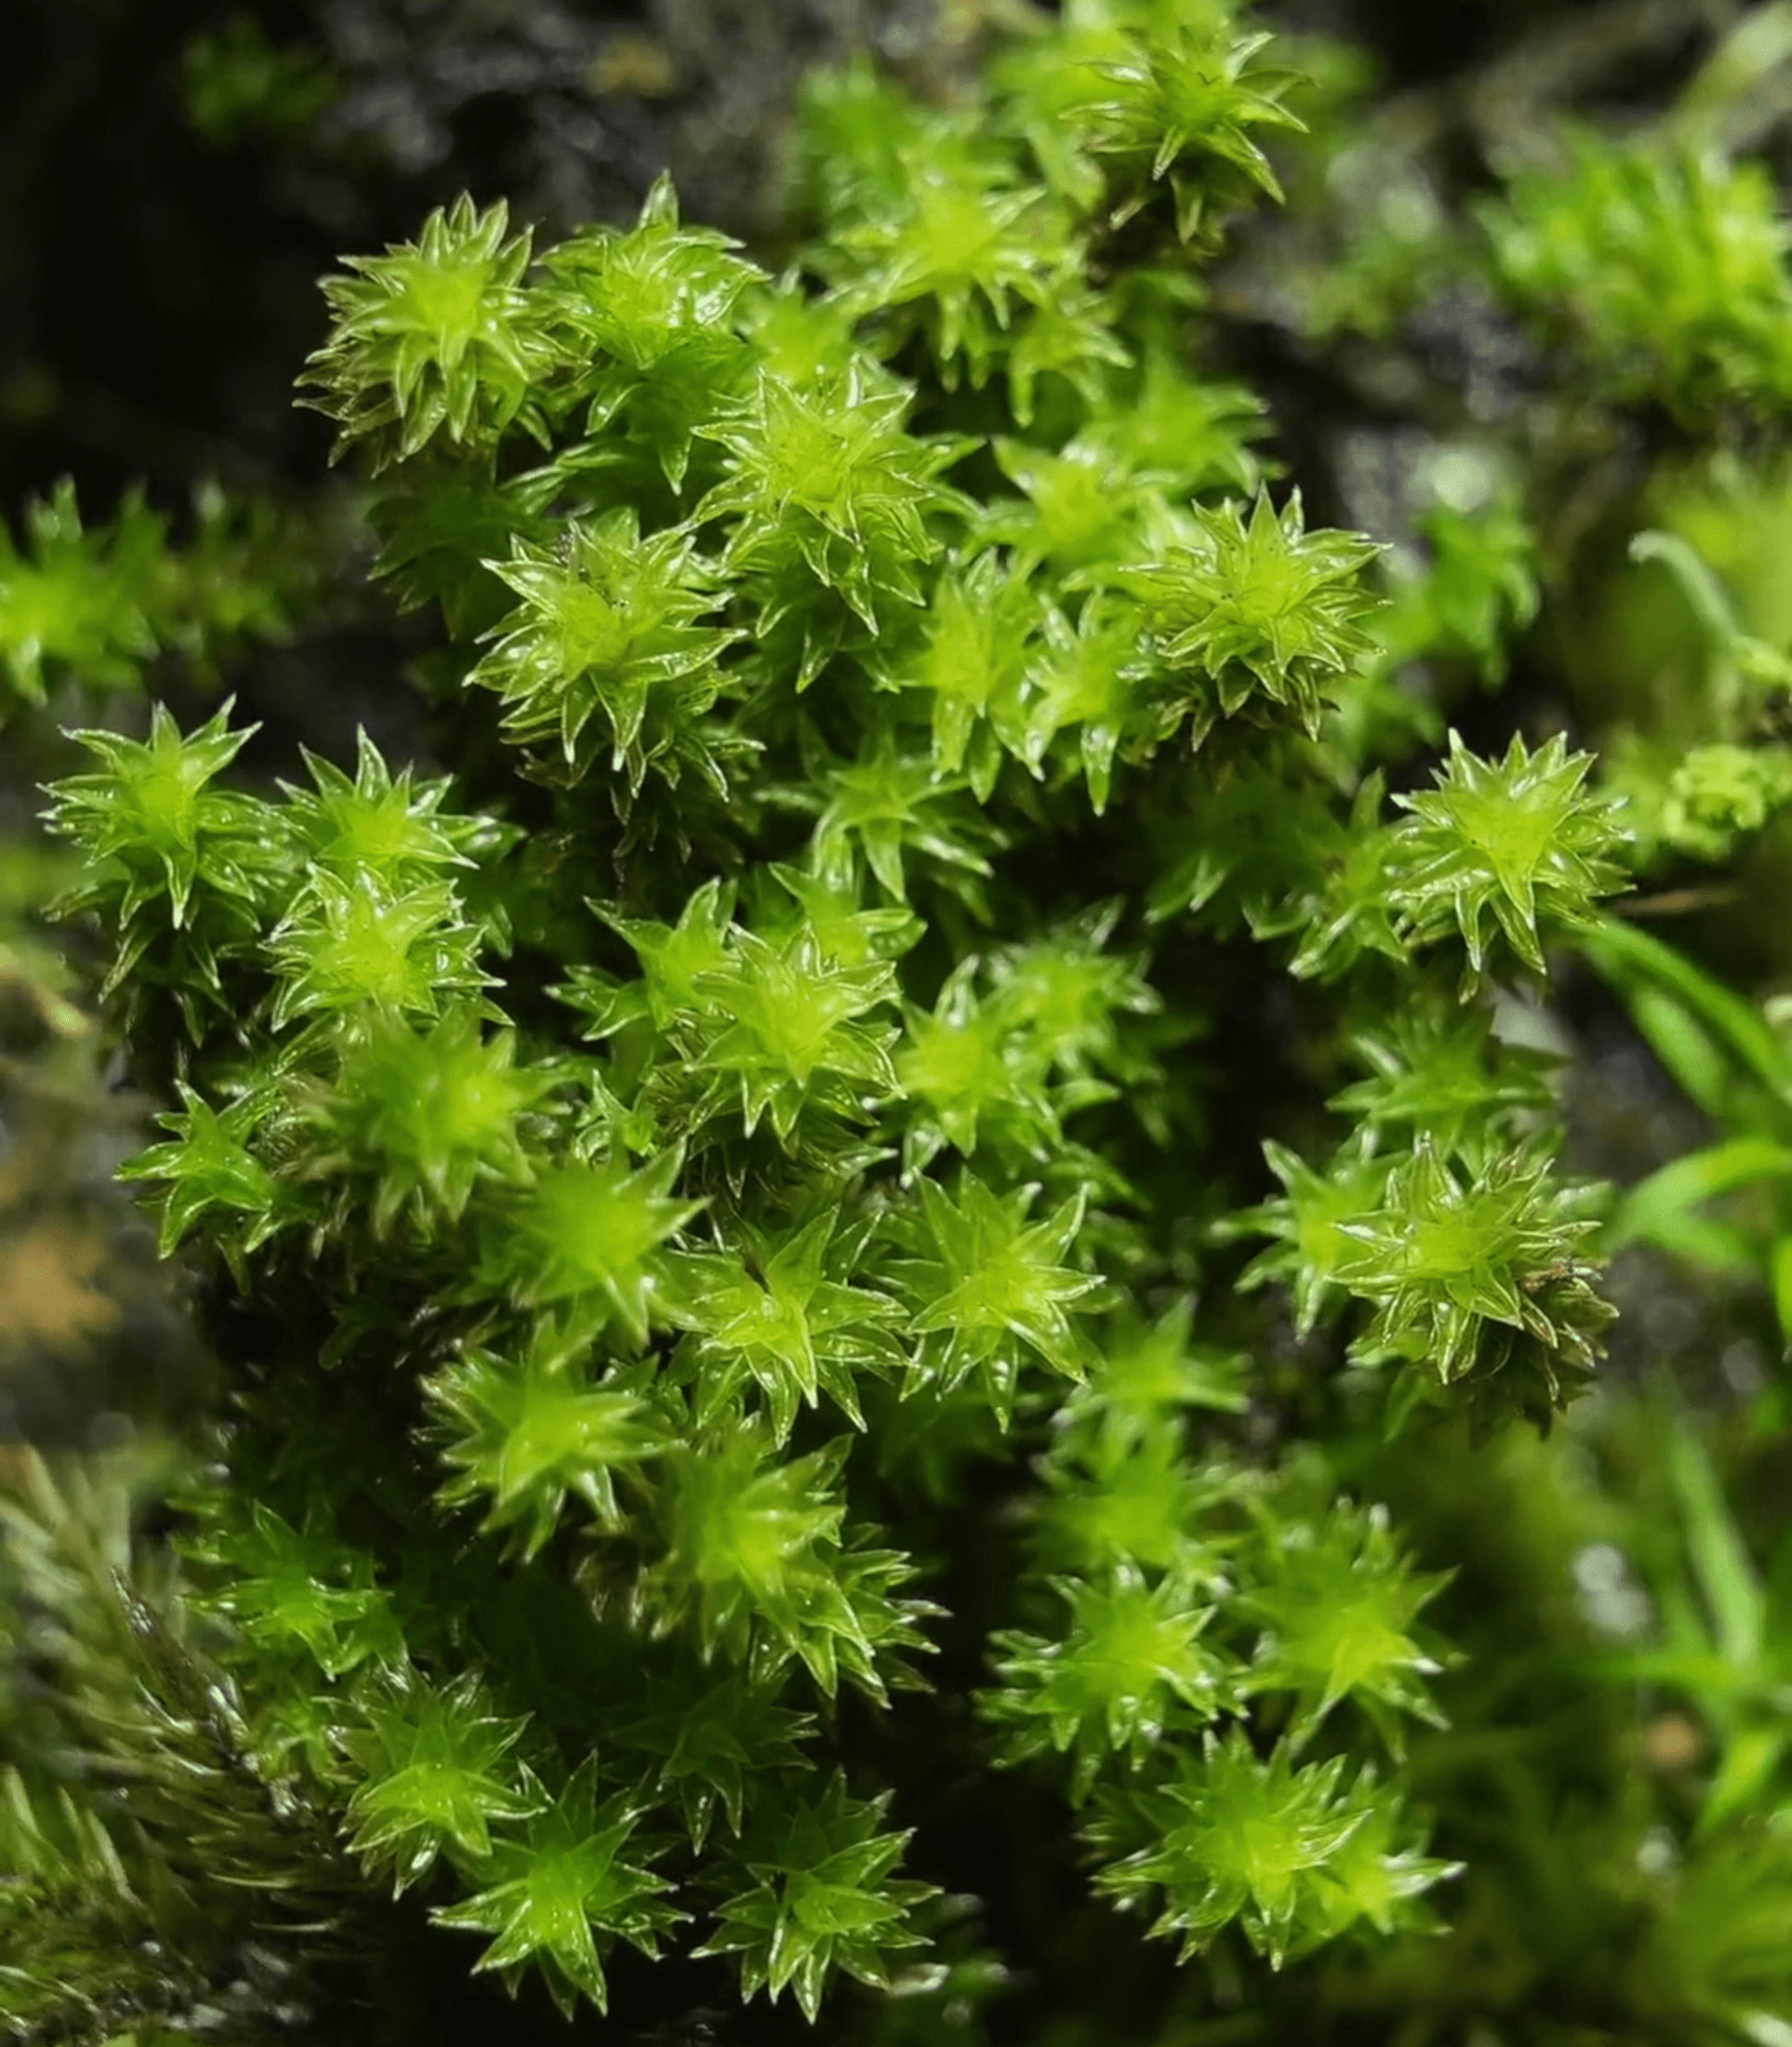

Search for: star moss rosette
xmin=603 ymin=1663 xmax=818 ymax=1855
xmin=262 ymin=873 xmax=502 ymax=1034
xmin=273 ymin=728 xmax=490 ymax=890
xmin=659 ymin=1209 xmax=906 ymax=1444
xmin=43 ymin=698 xmax=272 ymax=930
xmin=690 ymin=923 xmax=904 ymax=1146
xmin=291 ymin=1003 xmax=563 ymax=1239
xmin=113 ymin=1076 xmax=285 ymax=1285
xmin=894 ymin=1170 xmax=1109 ymax=1424
xmin=980 ymin=1565 xmax=1239 ymax=1802
xmin=421 ymin=1310 xmax=672 ymax=1563
xmin=469 ymin=506 xmax=741 ymax=795
xmin=892 ymin=548 xmax=1041 ymax=800
xmin=1386 ymin=728 xmax=1632 ymax=987
xmin=692 ymin=362 xmax=976 ymax=652
xmin=298 ymin=194 xmax=559 ymax=470
xmin=1326 ymin=994 xmax=1560 ymax=1168
xmin=1032 ymin=1426 xmax=1239 ymax=1586
xmin=1117 ymin=490 xmax=1384 ymax=750
xmin=817 ymin=152 xmax=1080 ymax=390
xmin=634 ymin=1425 xmax=938 ymax=1702
xmin=1217 ymin=1127 xmax=1395 ymax=1342
xmin=1332 ymin=1141 xmax=1613 ymax=1431
xmin=463 ymin=1145 xmax=704 ymax=1343
xmin=427 ymin=1754 xmax=684 ymax=2019
xmin=536 ymin=173 xmax=762 ymax=491
xmin=804 ymin=726 xmax=1001 ymax=905
xmin=337 ymin=1669 xmax=542 ymax=1898
xmin=1049 ymin=1297 xmax=1250 ymax=1459
xmin=1076 ymin=23 xmax=1309 ymax=249
xmin=692 ymin=1774 xmax=939 ymax=2023
xmin=1239 ymin=1501 xmax=1452 ymax=1756
xmin=895 ymin=960 xmax=1063 ymax=1174
xmin=1084 ymin=1727 xmax=1453 ymax=1969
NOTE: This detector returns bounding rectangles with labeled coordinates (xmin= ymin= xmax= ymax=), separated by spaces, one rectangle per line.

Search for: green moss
xmin=7 ymin=5 xmax=1792 ymax=2046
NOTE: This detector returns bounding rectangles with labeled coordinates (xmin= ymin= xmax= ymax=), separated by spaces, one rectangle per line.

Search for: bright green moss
xmin=14 ymin=4 xmax=1792 ymax=2045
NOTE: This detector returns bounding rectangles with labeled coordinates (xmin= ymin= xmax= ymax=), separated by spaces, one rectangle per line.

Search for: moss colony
xmin=4 ymin=4 xmax=1792 ymax=2046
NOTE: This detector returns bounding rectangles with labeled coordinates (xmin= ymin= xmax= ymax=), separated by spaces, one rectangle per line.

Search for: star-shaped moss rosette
xmin=1076 ymin=23 xmax=1309 ymax=250
xmin=43 ymin=698 xmax=272 ymax=930
xmin=895 ymin=958 xmax=1064 ymax=1175
xmin=803 ymin=725 xmax=1001 ymax=906
xmin=558 ymin=891 xmax=912 ymax=1168
xmin=0 ymin=477 xmax=308 ymax=713
xmin=592 ymin=875 xmax=739 ymax=1032
xmin=338 ymin=1668 xmax=542 ymax=1897
xmin=366 ymin=469 xmax=555 ymax=644
xmin=421 ymin=1310 xmax=672 ymax=1564
xmin=1082 ymin=351 xmax=1270 ymax=504
xmin=1332 ymin=1141 xmax=1613 ymax=1432
xmin=1326 ymin=991 xmax=1561 ymax=1168
xmin=691 ymin=922 xmax=903 ymax=1146
xmin=1017 ymin=592 xmax=1155 ymax=815
xmin=892 ymin=1169 xmax=1109 ymax=1424
xmin=113 ymin=1076 xmax=286 ymax=1286
xmin=536 ymin=172 xmax=762 ymax=492
xmin=1002 ymin=279 xmax=1136 ymax=431
xmin=816 ymin=145 xmax=1080 ymax=390
xmin=464 ymin=1145 xmax=704 ymax=1345
xmin=298 ymin=193 xmax=559 ymax=471
xmin=979 ymin=436 xmax=1164 ymax=586
xmin=1239 ymin=1500 xmax=1452 ymax=1756
xmin=981 ymin=1564 xmax=1239 ymax=1801
xmin=892 ymin=547 xmax=1041 ymax=799
xmin=1084 ymin=1727 xmax=1451 ymax=1969
xmin=1144 ymin=749 xmax=1338 ymax=939
xmin=1050 ymin=1297 xmax=1250 ymax=1460
xmin=1301 ymin=1776 xmax=1465 ymax=1951
xmin=692 ymin=1774 xmax=939 ymax=2023
xmin=428 ymin=1753 xmax=684 ymax=2019
xmin=1116 ymin=490 xmax=1384 ymax=750
xmin=692 ymin=362 xmax=976 ymax=649
xmin=469 ymin=506 xmax=742 ymax=796
xmin=1032 ymin=1427 xmax=1240 ymax=1587
xmin=635 ymin=1424 xmax=938 ymax=1702
xmin=984 ymin=899 xmax=1165 ymax=1088
xmin=1284 ymin=771 xmax=1409 ymax=983
xmin=273 ymin=728 xmax=487 ymax=890
xmin=179 ymin=1494 xmax=405 ymax=1683
xmin=293 ymin=1003 xmax=564 ymax=1239
xmin=756 ymin=862 xmax=925 ymax=972
xmin=262 ymin=872 xmax=502 ymax=1036
xmin=1386 ymin=728 xmax=1632 ymax=990
xmin=604 ymin=1663 xmax=818 ymax=1854
xmin=0 ymin=479 xmax=158 ymax=704
xmin=658 ymin=1208 xmax=906 ymax=1443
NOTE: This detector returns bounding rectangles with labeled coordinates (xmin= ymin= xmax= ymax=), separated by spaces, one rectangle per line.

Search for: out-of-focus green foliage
xmin=182 ymin=13 xmax=338 ymax=149
xmin=1484 ymin=133 xmax=1792 ymax=419
xmin=0 ymin=479 xmax=313 ymax=713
